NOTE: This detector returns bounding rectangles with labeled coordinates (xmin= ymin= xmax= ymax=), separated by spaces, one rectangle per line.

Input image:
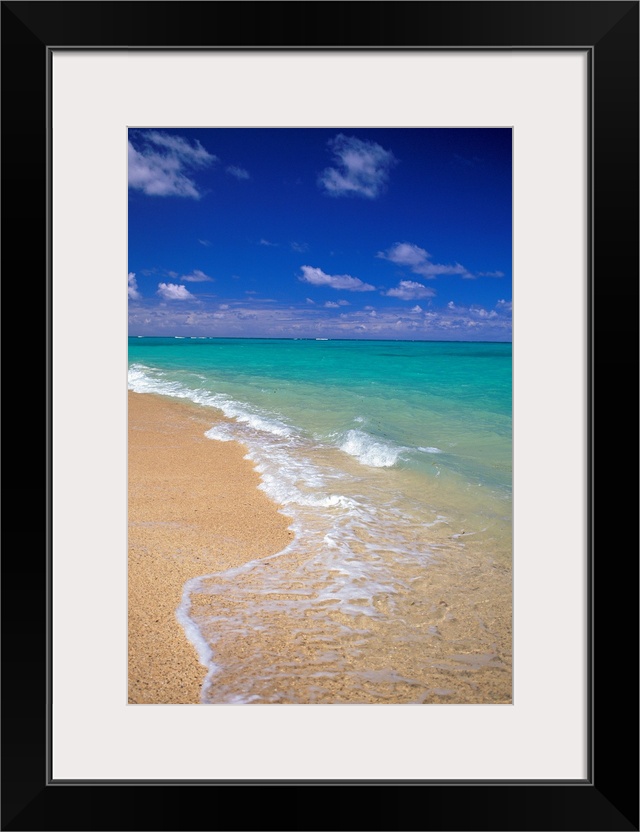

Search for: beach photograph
xmin=128 ymin=127 xmax=513 ymax=705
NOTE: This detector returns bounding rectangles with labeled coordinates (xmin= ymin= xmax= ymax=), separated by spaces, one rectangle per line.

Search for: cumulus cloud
xmin=471 ymin=306 xmax=498 ymax=319
xmin=380 ymin=242 xmax=430 ymax=268
xmin=378 ymin=242 xmax=471 ymax=279
xmin=411 ymin=305 xmax=423 ymax=313
xmin=180 ymin=269 xmax=213 ymax=282
xmin=226 ymin=165 xmax=250 ymax=180
xmin=439 ymin=300 xmax=508 ymax=333
xmin=157 ymin=282 xmax=195 ymax=301
xmin=129 ymin=296 xmax=512 ymax=340
xmin=128 ymin=131 xmax=217 ymax=198
xmin=497 ymin=299 xmax=512 ymax=311
xmin=128 ymin=272 xmax=141 ymax=300
xmin=144 ymin=131 xmax=213 ymax=164
xmin=299 ymin=265 xmax=375 ymax=292
xmin=318 ymin=134 xmax=396 ymax=199
xmin=385 ymin=280 xmax=436 ymax=300
xmin=324 ymin=301 xmax=340 ymax=308
xmin=325 ymin=305 xmax=462 ymax=337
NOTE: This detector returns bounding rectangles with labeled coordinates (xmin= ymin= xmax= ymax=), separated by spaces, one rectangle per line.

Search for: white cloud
xmin=259 ymin=238 xmax=278 ymax=247
xmin=299 ymin=265 xmax=375 ymax=292
xmin=477 ymin=270 xmax=505 ymax=278
xmin=337 ymin=300 xmax=350 ymax=306
xmin=306 ymin=298 xmax=316 ymax=304
xmin=180 ymin=269 xmax=213 ymax=283
xmin=157 ymin=282 xmax=195 ymax=301
xmin=144 ymin=131 xmax=213 ymax=164
xmin=128 ymin=131 xmax=217 ymax=198
xmin=385 ymin=280 xmax=436 ymax=300
xmin=324 ymin=301 xmax=340 ymax=308
xmin=378 ymin=242 xmax=472 ymax=279
xmin=497 ymin=299 xmax=513 ymax=311
xmin=129 ymin=297 xmax=512 ymax=340
xmin=470 ymin=306 xmax=498 ymax=319
xmin=434 ymin=300 xmax=511 ymax=335
xmin=379 ymin=242 xmax=430 ymax=268
xmin=291 ymin=241 xmax=309 ymax=253
xmin=128 ymin=272 xmax=141 ymax=300
xmin=318 ymin=134 xmax=396 ymax=199
xmin=411 ymin=305 xmax=423 ymax=313
xmin=226 ymin=165 xmax=250 ymax=180
xmin=198 ymin=239 xmax=211 ymax=247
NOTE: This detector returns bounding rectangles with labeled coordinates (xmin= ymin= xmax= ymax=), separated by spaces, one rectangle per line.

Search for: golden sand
xmin=128 ymin=390 xmax=512 ymax=705
xmin=128 ymin=391 xmax=293 ymax=703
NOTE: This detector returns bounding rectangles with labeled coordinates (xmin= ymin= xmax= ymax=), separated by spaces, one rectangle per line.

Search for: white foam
xmin=129 ymin=364 xmax=293 ymax=440
xmin=339 ymin=429 xmax=403 ymax=468
xmin=251 ymin=454 xmax=358 ymax=511
xmin=222 ymin=405 xmax=292 ymax=438
xmin=204 ymin=425 xmax=234 ymax=442
xmin=175 ymin=576 xmax=220 ymax=703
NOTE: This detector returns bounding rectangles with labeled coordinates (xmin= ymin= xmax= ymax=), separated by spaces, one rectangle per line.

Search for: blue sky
xmin=128 ymin=128 xmax=512 ymax=340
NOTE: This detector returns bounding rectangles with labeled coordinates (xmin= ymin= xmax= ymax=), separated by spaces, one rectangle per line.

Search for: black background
xmin=2 ymin=2 xmax=638 ymax=830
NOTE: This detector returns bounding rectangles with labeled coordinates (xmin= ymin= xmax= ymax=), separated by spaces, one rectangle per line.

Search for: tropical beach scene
xmin=128 ymin=127 xmax=512 ymax=705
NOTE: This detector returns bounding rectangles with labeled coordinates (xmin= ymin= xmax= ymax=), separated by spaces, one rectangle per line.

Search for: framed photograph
xmin=3 ymin=2 xmax=637 ymax=830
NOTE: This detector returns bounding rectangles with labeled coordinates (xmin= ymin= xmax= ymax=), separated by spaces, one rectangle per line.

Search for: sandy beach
xmin=128 ymin=391 xmax=293 ymax=703
xmin=129 ymin=389 xmax=512 ymax=705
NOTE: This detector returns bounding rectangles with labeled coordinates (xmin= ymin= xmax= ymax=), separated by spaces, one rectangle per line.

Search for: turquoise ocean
xmin=129 ymin=337 xmax=512 ymax=703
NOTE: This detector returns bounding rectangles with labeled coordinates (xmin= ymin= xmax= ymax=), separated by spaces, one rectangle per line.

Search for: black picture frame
xmin=2 ymin=2 xmax=638 ymax=830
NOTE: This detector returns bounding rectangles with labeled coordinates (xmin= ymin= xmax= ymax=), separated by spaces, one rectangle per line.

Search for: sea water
xmin=128 ymin=338 xmax=512 ymax=703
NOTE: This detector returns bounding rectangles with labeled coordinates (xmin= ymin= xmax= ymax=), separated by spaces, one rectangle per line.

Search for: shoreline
xmin=128 ymin=389 xmax=512 ymax=704
xmin=128 ymin=390 xmax=293 ymax=704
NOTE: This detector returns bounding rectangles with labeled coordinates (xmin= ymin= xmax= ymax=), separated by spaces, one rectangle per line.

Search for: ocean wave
xmin=129 ymin=364 xmax=293 ymax=440
xmin=338 ymin=429 xmax=404 ymax=468
xmin=204 ymin=424 xmax=235 ymax=442
xmin=218 ymin=403 xmax=292 ymax=438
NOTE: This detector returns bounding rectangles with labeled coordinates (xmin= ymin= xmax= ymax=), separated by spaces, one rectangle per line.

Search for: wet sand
xmin=128 ymin=391 xmax=293 ymax=703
